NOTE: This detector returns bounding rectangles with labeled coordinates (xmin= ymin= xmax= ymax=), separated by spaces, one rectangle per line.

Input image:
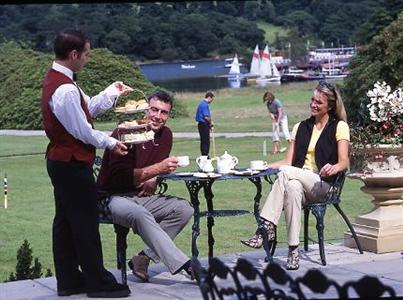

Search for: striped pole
xmin=4 ymin=173 xmax=7 ymax=209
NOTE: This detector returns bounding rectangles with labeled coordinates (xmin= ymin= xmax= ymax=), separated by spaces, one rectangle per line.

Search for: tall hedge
xmin=0 ymin=43 xmax=186 ymax=129
xmin=342 ymin=13 xmax=403 ymax=124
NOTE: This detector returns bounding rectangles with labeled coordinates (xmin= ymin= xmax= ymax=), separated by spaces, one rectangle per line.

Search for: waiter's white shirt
xmin=49 ymin=62 xmax=119 ymax=150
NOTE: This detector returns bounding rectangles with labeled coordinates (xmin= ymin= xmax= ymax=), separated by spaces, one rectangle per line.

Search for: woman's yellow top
xmin=291 ymin=120 xmax=349 ymax=172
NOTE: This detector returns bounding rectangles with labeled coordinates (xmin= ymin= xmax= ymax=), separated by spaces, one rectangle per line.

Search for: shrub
xmin=7 ymin=240 xmax=52 ymax=282
xmin=0 ymin=43 xmax=188 ymax=129
xmin=342 ymin=13 xmax=403 ymax=124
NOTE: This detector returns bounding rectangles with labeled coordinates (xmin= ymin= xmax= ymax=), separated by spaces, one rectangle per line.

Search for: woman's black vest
xmin=292 ymin=116 xmax=340 ymax=183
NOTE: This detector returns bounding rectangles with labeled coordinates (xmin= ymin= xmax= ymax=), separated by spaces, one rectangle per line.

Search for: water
xmin=139 ymin=59 xmax=249 ymax=92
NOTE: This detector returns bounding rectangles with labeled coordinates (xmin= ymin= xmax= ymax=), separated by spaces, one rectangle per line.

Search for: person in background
xmin=195 ymin=91 xmax=215 ymax=157
xmin=97 ymin=90 xmax=194 ymax=282
xmin=263 ymin=91 xmax=291 ymax=154
xmin=41 ymin=29 xmax=132 ymax=298
xmin=241 ymin=81 xmax=349 ymax=270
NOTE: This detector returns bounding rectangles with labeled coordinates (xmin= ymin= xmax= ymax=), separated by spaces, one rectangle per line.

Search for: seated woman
xmin=241 ymin=81 xmax=349 ymax=270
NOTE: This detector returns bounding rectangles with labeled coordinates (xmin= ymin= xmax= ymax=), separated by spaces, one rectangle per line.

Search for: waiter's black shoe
xmin=57 ymin=286 xmax=86 ymax=296
xmin=87 ymin=283 xmax=130 ymax=298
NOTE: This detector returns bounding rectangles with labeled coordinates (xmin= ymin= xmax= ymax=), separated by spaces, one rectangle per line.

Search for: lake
xmin=138 ymin=59 xmax=252 ymax=92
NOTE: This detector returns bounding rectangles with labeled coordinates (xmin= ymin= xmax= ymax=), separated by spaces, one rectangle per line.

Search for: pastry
xmin=122 ymin=130 xmax=155 ymax=143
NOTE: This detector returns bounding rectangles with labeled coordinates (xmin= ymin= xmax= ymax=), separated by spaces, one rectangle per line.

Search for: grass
xmin=0 ymin=81 xmax=369 ymax=282
xmin=96 ymin=81 xmax=327 ymax=133
xmin=256 ymin=22 xmax=289 ymax=45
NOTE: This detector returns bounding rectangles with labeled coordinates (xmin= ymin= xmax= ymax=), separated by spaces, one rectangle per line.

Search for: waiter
xmin=41 ymin=29 xmax=131 ymax=298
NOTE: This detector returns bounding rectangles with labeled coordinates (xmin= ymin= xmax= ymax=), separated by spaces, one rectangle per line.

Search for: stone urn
xmin=345 ymin=144 xmax=403 ymax=253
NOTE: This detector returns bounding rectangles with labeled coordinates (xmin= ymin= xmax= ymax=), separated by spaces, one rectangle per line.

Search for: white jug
xmin=216 ymin=151 xmax=238 ymax=174
xmin=196 ymin=156 xmax=215 ymax=173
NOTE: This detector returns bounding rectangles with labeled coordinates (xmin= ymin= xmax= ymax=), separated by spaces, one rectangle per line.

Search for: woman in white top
xmin=263 ymin=91 xmax=291 ymax=154
xmin=241 ymin=81 xmax=349 ymax=270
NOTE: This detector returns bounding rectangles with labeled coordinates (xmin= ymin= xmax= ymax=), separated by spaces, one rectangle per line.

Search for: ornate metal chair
xmin=302 ymin=171 xmax=363 ymax=265
xmin=268 ymin=172 xmax=363 ymax=265
xmin=93 ymin=156 xmax=168 ymax=284
xmin=93 ymin=156 xmax=129 ymax=285
xmin=192 ymin=256 xmax=396 ymax=299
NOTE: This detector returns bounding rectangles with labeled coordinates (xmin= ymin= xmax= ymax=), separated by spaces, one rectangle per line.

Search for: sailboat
xmin=255 ymin=45 xmax=281 ymax=83
xmin=228 ymin=53 xmax=242 ymax=78
xmin=227 ymin=53 xmax=242 ymax=88
xmin=245 ymin=44 xmax=260 ymax=80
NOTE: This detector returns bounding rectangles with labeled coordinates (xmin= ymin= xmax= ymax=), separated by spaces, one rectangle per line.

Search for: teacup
xmin=177 ymin=156 xmax=190 ymax=167
xmin=250 ymin=160 xmax=268 ymax=170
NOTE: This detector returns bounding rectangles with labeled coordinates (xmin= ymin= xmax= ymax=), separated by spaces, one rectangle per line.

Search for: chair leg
xmin=114 ymin=224 xmax=130 ymax=285
xmin=311 ymin=205 xmax=327 ymax=265
xmin=304 ymin=208 xmax=309 ymax=251
xmin=333 ymin=203 xmax=364 ymax=254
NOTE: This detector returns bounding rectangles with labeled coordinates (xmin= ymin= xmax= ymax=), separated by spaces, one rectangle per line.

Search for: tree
xmin=352 ymin=8 xmax=394 ymax=44
xmin=284 ymin=10 xmax=317 ymax=37
xmin=342 ymin=12 xmax=403 ymax=124
xmin=7 ymin=240 xmax=52 ymax=281
xmin=0 ymin=43 xmax=158 ymax=129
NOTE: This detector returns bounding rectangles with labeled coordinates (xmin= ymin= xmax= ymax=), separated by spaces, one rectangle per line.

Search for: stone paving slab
xmin=1 ymin=243 xmax=402 ymax=299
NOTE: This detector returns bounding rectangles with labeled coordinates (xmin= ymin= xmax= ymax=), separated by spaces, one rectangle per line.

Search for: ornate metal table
xmin=159 ymin=168 xmax=279 ymax=262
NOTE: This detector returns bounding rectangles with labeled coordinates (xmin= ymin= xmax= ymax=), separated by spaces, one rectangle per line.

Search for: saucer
xmin=176 ymin=172 xmax=193 ymax=177
xmin=250 ymin=166 xmax=268 ymax=171
xmin=193 ymin=172 xmax=208 ymax=178
xmin=206 ymin=172 xmax=222 ymax=178
xmin=233 ymin=170 xmax=260 ymax=176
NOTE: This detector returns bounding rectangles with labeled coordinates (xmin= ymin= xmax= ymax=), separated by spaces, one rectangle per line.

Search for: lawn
xmin=96 ymin=81 xmax=327 ymax=133
xmin=0 ymin=81 xmax=371 ymax=282
xmin=256 ymin=22 xmax=289 ymax=45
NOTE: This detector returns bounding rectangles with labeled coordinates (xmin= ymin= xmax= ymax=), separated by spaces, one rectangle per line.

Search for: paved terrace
xmin=1 ymin=243 xmax=402 ymax=299
xmin=2 ymin=130 xmax=402 ymax=298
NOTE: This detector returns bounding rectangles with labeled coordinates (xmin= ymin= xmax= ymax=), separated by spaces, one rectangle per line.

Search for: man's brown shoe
xmin=128 ymin=255 xmax=150 ymax=282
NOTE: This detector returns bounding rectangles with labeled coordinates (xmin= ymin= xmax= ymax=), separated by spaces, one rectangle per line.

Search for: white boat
xmin=244 ymin=44 xmax=260 ymax=80
xmin=255 ymin=45 xmax=281 ymax=83
xmin=322 ymin=67 xmax=348 ymax=79
xmin=228 ymin=78 xmax=241 ymax=88
xmin=181 ymin=64 xmax=196 ymax=69
xmin=228 ymin=53 xmax=242 ymax=79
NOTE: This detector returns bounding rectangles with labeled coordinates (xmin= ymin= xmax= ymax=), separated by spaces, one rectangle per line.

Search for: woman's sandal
xmin=240 ymin=233 xmax=263 ymax=248
xmin=286 ymin=247 xmax=300 ymax=270
xmin=240 ymin=220 xmax=276 ymax=249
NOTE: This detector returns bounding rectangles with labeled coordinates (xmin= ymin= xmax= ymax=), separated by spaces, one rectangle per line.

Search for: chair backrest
xmin=92 ymin=155 xmax=103 ymax=179
xmin=192 ymin=257 xmax=395 ymax=299
xmin=323 ymin=171 xmax=346 ymax=205
xmin=92 ymin=155 xmax=168 ymax=195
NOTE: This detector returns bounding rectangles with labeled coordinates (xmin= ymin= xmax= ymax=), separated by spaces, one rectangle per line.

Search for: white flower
xmin=367 ymin=82 xmax=403 ymax=123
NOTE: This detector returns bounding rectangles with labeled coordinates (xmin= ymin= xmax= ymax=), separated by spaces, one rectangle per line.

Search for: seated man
xmin=97 ymin=90 xmax=194 ymax=282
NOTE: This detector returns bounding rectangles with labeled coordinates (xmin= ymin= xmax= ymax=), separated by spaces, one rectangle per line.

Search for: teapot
xmin=196 ymin=155 xmax=215 ymax=173
xmin=216 ymin=151 xmax=238 ymax=174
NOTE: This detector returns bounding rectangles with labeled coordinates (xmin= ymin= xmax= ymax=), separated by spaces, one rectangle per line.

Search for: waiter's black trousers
xmin=47 ymin=159 xmax=116 ymax=291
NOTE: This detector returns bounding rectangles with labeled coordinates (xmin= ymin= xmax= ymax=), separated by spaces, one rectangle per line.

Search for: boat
xmin=322 ymin=56 xmax=348 ymax=79
xmin=181 ymin=64 xmax=196 ymax=69
xmin=227 ymin=53 xmax=243 ymax=79
xmin=255 ymin=45 xmax=281 ymax=83
xmin=244 ymin=44 xmax=260 ymax=81
xmin=322 ymin=67 xmax=348 ymax=79
xmin=225 ymin=56 xmax=243 ymax=68
xmin=281 ymin=70 xmax=326 ymax=83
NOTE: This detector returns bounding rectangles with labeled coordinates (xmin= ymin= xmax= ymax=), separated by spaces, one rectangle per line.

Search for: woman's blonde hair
xmin=315 ymin=81 xmax=347 ymax=122
xmin=263 ymin=91 xmax=275 ymax=103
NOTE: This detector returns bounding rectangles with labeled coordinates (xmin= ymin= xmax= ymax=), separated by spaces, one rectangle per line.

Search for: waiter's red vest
xmin=41 ymin=68 xmax=95 ymax=165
